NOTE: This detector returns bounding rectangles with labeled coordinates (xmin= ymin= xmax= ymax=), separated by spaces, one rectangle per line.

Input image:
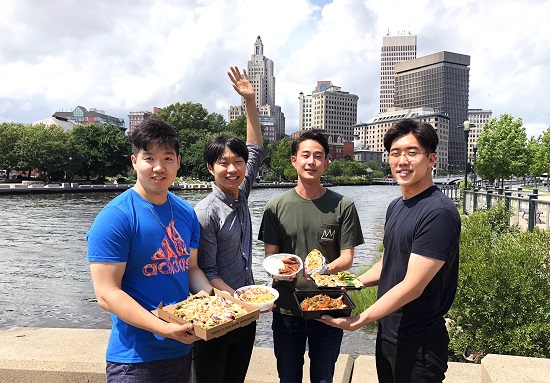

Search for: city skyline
xmin=0 ymin=0 xmax=548 ymax=139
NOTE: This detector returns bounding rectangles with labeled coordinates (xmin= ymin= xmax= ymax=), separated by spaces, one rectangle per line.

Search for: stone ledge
xmin=481 ymin=354 xmax=550 ymax=383
xmin=0 ymin=327 xmax=352 ymax=383
xmin=2 ymin=327 xmax=546 ymax=383
xmin=351 ymin=355 xmax=481 ymax=383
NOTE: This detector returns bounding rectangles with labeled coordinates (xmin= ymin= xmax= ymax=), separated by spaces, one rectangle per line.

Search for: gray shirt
xmin=194 ymin=143 xmax=268 ymax=289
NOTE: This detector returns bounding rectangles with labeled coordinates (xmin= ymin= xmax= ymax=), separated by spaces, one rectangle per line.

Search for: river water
xmin=0 ymin=185 xmax=402 ymax=358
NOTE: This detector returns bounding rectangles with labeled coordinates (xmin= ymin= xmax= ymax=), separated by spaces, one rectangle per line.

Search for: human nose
xmin=227 ymin=163 xmax=237 ymax=172
xmin=152 ymin=161 xmax=165 ymax=171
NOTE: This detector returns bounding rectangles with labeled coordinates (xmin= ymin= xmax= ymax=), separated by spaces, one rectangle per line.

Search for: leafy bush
xmin=448 ymin=203 xmax=550 ymax=359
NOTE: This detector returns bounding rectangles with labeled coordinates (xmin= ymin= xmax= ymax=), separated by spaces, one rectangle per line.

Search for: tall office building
xmin=298 ymin=91 xmax=313 ymax=131
xmin=228 ymin=36 xmax=285 ymax=142
xmin=467 ymin=109 xmax=492 ymax=162
xmin=298 ymin=81 xmax=358 ymax=142
xmin=379 ymin=32 xmax=417 ymax=113
xmin=394 ymin=51 xmax=470 ymax=171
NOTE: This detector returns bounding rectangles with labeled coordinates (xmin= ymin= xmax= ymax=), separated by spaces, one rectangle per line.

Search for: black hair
xmin=130 ymin=119 xmax=180 ymax=156
xmin=291 ymin=129 xmax=329 ymax=157
xmin=383 ymin=119 xmax=438 ymax=153
xmin=204 ymin=135 xmax=249 ymax=167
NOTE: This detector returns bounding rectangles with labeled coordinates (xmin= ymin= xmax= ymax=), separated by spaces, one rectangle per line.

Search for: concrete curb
xmin=1 ymin=327 xmax=546 ymax=383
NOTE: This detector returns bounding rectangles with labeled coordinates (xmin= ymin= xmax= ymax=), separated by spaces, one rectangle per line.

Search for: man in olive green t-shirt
xmin=259 ymin=129 xmax=364 ymax=383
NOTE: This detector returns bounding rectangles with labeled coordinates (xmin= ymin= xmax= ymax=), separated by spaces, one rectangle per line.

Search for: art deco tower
xmin=228 ymin=36 xmax=285 ymax=142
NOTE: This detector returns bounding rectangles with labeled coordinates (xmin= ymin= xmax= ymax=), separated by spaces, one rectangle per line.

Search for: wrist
xmin=243 ymin=94 xmax=256 ymax=103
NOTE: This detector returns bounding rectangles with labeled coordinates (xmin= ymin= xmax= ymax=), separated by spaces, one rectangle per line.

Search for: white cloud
xmin=0 ymin=0 xmax=548 ymax=138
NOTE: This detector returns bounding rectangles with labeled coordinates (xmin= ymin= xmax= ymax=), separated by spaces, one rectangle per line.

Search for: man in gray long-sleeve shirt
xmin=192 ymin=66 xmax=268 ymax=383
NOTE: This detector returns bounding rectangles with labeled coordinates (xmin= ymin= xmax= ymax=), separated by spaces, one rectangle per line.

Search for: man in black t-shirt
xmin=320 ymin=119 xmax=460 ymax=383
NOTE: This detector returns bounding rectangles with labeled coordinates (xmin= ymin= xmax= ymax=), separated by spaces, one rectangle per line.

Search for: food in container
xmin=173 ymin=294 xmax=248 ymax=329
xmin=305 ymin=249 xmax=328 ymax=275
xmin=294 ymin=291 xmax=356 ymax=319
xmin=311 ymin=271 xmax=364 ymax=289
xmin=234 ymin=285 xmax=279 ymax=311
xmin=263 ymin=253 xmax=303 ymax=281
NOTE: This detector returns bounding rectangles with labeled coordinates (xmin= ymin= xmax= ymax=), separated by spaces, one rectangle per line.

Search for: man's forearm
xmin=244 ymin=95 xmax=262 ymax=146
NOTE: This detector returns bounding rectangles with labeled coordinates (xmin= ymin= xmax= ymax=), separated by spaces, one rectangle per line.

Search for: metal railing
xmin=439 ymin=185 xmax=550 ymax=232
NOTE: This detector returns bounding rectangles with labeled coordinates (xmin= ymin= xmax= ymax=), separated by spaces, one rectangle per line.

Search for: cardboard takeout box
xmin=152 ymin=288 xmax=259 ymax=341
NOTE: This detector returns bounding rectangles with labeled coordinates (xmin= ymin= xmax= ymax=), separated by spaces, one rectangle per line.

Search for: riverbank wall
xmin=0 ymin=181 xmax=301 ymax=195
xmin=1 ymin=327 xmax=547 ymax=383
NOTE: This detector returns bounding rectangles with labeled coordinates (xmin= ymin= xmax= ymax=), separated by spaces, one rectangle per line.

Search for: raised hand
xmin=228 ymin=66 xmax=255 ymax=99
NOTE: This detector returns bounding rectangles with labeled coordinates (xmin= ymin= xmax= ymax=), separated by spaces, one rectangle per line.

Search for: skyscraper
xmin=379 ymin=32 xmax=417 ymax=113
xmin=228 ymin=36 xmax=285 ymax=142
xmin=394 ymin=51 xmax=470 ymax=171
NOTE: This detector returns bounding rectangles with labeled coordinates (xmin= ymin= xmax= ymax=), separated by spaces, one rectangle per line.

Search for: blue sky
xmin=1 ymin=0 xmax=548 ymax=139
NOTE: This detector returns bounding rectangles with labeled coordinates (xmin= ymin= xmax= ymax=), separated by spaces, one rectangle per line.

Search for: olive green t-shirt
xmin=258 ymin=188 xmax=364 ymax=316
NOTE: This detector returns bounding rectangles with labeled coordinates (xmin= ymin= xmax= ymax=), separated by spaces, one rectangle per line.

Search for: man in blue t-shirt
xmin=320 ymin=119 xmax=460 ymax=383
xmin=87 ymin=118 xmax=212 ymax=383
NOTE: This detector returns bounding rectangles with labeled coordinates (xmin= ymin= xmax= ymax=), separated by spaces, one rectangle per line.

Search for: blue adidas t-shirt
xmin=86 ymin=189 xmax=200 ymax=363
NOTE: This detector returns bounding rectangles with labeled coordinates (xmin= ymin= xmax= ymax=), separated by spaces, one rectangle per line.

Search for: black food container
xmin=294 ymin=290 xmax=355 ymax=319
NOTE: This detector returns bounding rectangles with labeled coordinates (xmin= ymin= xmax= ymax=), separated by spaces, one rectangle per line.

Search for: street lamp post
xmin=472 ymin=143 xmax=477 ymax=211
xmin=463 ymin=121 xmax=471 ymax=214
xmin=472 ymin=143 xmax=477 ymax=188
xmin=69 ymin=157 xmax=73 ymax=182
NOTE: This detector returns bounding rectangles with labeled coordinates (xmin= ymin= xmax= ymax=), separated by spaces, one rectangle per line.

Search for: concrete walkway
xmin=0 ymin=327 xmax=547 ymax=382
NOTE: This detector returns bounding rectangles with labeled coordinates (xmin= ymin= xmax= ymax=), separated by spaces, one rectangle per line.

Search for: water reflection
xmin=0 ymin=185 xmax=401 ymax=357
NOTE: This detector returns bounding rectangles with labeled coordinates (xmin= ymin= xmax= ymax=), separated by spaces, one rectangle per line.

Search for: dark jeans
xmin=106 ymin=352 xmax=192 ymax=383
xmin=272 ymin=311 xmax=343 ymax=383
xmin=192 ymin=321 xmax=256 ymax=383
xmin=375 ymin=326 xmax=449 ymax=383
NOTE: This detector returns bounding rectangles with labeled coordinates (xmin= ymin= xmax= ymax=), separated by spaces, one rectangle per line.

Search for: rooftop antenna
xmin=387 ymin=27 xmax=390 ymax=36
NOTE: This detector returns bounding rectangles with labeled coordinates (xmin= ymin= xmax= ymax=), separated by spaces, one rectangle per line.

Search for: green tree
xmin=0 ymin=122 xmax=25 ymax=178
xmin=206 ymin=112 xmax=228 ymax=134
xmin=225 ymin=114 xmax=246 ymax=139
xmin=364 ymin=160 xmax=380 ymax=172
xmin=269 ymin=138 xmax=293 ymax=180
xmin=71 ymin=124 xmax=130 ymax=180
xmin=531 ymin=126 xmax=550 ymax=190
xmin=476 ymin=114 xmax=528 ymax=186
xmin=326 ymin=160 xmax=344 ymax=177
xmin=342 ymin=160 xmax=368 ymax=177
xmin=13 ymin=124 xmax=70 ymax=180
xmin=153 ymin=102 xmax=211 ymax=151
xmin=327 ymin=159 xmax=369 ymax=178
xmin=154 ymin=103 xmax=235 ymax=177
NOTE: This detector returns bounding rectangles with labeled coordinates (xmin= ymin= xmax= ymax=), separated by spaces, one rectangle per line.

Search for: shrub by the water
xmin=448 ymin=203 xmax=550 ymax=360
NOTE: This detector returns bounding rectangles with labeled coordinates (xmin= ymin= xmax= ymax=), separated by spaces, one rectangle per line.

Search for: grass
xmin=348 ymin=265 xmax=378 ymax=317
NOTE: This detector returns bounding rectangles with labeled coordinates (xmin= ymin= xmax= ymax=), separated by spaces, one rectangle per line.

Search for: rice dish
xmin=264 ymin=258 xmax=285 ymax=275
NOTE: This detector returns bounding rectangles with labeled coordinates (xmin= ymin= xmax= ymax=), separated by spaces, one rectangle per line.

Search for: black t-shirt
xmin=378 ymin=185 xmax=460 ymax=345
